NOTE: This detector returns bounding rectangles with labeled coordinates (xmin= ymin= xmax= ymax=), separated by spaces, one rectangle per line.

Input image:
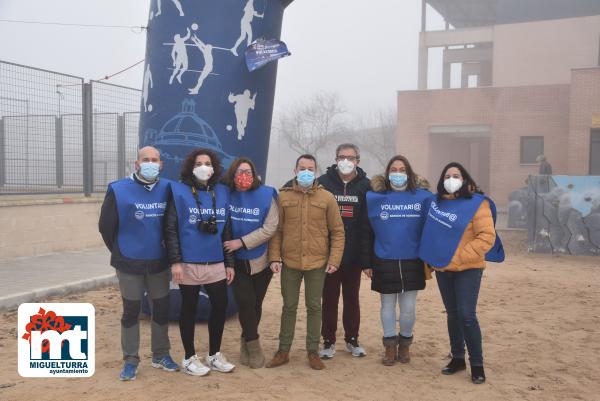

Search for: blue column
xmin=139 ymin=0 xmax=293 ymax=180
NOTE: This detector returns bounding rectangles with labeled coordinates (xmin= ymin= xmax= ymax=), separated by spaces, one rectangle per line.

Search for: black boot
xmin=471 ymin=365 xmax=486 ymax=384
xmin=441 ymin=357 xmax=466 ymax=375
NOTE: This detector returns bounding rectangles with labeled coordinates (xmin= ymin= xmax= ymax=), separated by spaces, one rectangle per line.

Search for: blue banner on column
xmin=139 ymin=0 xmax=293 ymax=181
xmin=245 ymin=38 xmax=291 ymax=72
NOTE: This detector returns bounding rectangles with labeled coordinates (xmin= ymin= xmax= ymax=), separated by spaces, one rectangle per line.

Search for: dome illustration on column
xmin=144 ymin=98 xmax=236 ymax=177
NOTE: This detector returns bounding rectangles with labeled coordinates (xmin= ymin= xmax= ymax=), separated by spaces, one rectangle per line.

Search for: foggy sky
xmin=0 ymin=0 xmax=444 ymax=116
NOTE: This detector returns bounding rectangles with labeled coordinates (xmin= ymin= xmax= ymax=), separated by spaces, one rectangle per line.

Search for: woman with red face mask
xmin=222 ymin=157 xmax=279 ymax=368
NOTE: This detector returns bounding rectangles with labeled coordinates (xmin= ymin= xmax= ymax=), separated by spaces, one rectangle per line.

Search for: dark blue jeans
xmin=435 ymin=269 xmax=483 ymax=366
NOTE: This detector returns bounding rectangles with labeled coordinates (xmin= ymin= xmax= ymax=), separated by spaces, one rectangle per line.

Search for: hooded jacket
xmin=317 ymin=164 xmax=370 ymax=267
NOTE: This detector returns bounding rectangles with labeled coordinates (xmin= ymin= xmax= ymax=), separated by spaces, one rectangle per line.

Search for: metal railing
xmin=0 ymin=60 xmax=141 ymax=196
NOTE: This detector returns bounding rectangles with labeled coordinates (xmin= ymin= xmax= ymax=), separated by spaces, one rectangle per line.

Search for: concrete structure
xmin=399 ymin=0 xmax=600 ymax=205
xmin=0 ymin=196 xmax=105 ymax=258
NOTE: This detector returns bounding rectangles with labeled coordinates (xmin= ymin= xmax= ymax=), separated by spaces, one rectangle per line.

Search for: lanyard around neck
xmin=191 ymin=186 xmax=217 ymax=222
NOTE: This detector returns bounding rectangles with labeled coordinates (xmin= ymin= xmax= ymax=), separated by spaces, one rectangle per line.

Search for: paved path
xmin=0 ymin=247 xmax=115 ymax=310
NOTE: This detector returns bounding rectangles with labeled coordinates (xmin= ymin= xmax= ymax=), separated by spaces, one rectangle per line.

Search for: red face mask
xmin=234 ymin=172 xmax=254 ymax=190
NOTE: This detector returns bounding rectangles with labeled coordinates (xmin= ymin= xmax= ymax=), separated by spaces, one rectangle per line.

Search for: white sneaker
xmin=181 ymin=354 xmax=210 ymax=376
xmin=318 ymin=343 xmax=336 ymax=359
xmin=206 ymin=352 xmax=235 ymax=373
xmin=346 ymin=341 xmax=367 ymax=357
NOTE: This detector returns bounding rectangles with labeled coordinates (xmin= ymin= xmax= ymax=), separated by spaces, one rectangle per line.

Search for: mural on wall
xmin=526 ymin=175 xmax=600 ymax=256
xmin=140 ymin=0 xmax=293 ymax=180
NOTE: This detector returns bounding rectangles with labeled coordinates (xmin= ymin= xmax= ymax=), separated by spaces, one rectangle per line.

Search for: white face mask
xmin=337 ymin=159 xmax=355 ymax=175
xmin=444 ymin=177 xmax=463 ymax=194
xmin=193 ymin=165 xmax=214 ymax=181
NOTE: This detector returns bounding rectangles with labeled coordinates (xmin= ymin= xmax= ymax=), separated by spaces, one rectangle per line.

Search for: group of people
xmin=99 ymin=143 xmax=503 ymax=385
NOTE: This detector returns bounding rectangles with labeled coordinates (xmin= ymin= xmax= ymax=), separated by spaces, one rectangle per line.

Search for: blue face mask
xmin=296 ymin=169 xmax=315 ymax=188
xmin=139 ymin=162 xmax=160 ymax=181
xmin=389 ymin=172 xmax=407 ymax=188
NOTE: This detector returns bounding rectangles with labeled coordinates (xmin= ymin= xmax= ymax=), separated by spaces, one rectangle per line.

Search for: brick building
xmin=398 ymin=0 xmax=600 ymax=205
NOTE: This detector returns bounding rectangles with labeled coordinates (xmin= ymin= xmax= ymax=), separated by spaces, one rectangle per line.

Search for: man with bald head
xmin=99 ymin=146 xmax=179 ymax=380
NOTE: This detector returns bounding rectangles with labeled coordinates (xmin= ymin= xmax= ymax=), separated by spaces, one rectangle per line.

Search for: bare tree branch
xmin=335 ymin=108 xmax=397 ymax=171
xmin=274 ymin=92 xmax=347 ymax=174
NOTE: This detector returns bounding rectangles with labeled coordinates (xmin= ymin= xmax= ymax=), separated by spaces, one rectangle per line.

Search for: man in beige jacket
xmin=266 ymin=154 xmax=345 ymax=370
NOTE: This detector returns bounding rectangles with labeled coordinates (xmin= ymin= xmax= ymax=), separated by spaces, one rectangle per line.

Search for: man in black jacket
xmin=99 ymin=146 xmax=179 ymax=380
xmin=317 ymin=143 xmax=370 ymax=359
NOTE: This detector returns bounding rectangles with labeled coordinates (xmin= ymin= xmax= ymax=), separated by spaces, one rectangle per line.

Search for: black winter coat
xmin=164 ymin=178 xmax=235 ymax=267
xmin=317 ymin=165 xmax=370 ymax=267
xmin=360 ymin=175 xmax=426 ymax=294
xmin=368 ymin=257 xmax=425 ymax=294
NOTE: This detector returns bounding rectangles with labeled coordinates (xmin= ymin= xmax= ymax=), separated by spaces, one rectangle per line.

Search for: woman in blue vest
xmin=221 ymin=157 xmax=279 ymax=369
xmin=361 ymin=155 xmax=432 ymax=366
xmin=419 ymin=162 xmax=504 ymax=385
xmin=164 ymin=148 xmax=236 ymax=376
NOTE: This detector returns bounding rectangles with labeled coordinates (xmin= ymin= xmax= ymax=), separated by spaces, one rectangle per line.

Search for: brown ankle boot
xmin=397 ymin=344 xmax=411 ymax=363
xmin=307 ymin=351 xmax=325 ymax=370
xmin=265 ymin=351 xmax=289 ymax=368
xmin=382 ymin=336 xmax=397 ymax=366
xmin=246 ymin=339 xmax=265 ymax=369
xmin=240 ymin=337 xmax=249 ymax=366
xmin=397 ymin=335 xmax=413 ymax=363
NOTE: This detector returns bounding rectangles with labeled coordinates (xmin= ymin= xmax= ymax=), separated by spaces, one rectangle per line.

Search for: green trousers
xmin=278 ymin=265 xmax=327 ymax=353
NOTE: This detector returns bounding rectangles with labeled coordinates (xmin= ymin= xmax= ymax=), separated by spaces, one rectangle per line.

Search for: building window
xmin=520 ymin=136 xmax=544 ymax=164
xmin=467 ymin=75 xmax=478 ymax=88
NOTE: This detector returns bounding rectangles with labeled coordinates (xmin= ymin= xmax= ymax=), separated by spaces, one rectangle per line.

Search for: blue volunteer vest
xmin=170 ymin=182 xmax=230 ymax=263
xmin=419 ymin=193 xmax=505 ymax=268
xmin=109 ymin=177 xmax=171 ymax=260
xmin=229 ymin=185 xmax=277 ymax=260
xmin=367 ymin=189 xmax=432 ymax=260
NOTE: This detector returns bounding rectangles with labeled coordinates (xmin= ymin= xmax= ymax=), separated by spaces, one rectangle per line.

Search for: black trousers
xmin=179 ymin=280 xmax=228 ymax=358
xmin=231 ymin=260 xmax=273 ymax=342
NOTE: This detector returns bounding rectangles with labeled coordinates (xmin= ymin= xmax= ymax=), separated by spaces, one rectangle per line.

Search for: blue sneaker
xmin=119 ymin=362 xmax=137 ymax=381
xmin=151 ymin=355 xmax=180 ymax=372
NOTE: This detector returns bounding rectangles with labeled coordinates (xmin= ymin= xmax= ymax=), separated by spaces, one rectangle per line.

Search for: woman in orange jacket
xmin=419 ymin=162 xmax=503 ymax=385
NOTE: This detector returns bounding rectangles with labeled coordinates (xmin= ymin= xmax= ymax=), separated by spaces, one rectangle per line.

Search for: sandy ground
xmin=1 ymin=230 xmax=600 ymax=401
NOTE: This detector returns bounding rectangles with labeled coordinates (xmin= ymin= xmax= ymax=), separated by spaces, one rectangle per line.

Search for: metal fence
xmin=0 ymin=60 xmax=141 ymax=195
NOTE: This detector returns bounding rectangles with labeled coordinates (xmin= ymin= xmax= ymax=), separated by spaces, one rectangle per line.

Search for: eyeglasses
xmin=235 ymin=169 xmax=253 ymax=175
xmin=336 ymin=155 xmax=358 ymax=162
